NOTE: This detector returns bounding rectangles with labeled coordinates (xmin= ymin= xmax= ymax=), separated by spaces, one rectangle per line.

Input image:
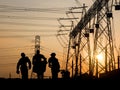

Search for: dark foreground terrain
xmin=0 ymin=77 xmax=120 ymax=89
xmin=0 ymin=69 xmax=120 ymax=89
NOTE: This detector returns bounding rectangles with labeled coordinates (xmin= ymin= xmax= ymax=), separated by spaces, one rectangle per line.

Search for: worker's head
xmin=21 ymin=52 xmax=25 ymax=57
xmin=51 ymin=52 xmax=56 ymax=57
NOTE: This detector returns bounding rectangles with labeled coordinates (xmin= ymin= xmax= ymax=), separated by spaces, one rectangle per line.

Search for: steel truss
xmin=66 ymin=0 xmax=116 ymax=78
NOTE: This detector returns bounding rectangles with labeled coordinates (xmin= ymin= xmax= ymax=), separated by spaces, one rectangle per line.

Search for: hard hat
xmin=51 ymin=52 xmax=56 ymax=56
xmin=21 ymin=52 xmax=25 ymax=57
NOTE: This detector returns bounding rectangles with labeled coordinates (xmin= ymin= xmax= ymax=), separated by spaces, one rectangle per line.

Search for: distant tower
xmin=31 ymin=35 xmax=40 ymax=79
xmin=35 ymin=35 xmax=40 ymax=53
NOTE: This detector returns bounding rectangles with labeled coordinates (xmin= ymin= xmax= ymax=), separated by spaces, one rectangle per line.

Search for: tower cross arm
xmin=70 ymin=0 xmax=109 ymax=38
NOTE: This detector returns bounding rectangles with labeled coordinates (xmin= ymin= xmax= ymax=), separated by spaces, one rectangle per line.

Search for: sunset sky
xmin=0 ymin=0 xmax=120 ymax=79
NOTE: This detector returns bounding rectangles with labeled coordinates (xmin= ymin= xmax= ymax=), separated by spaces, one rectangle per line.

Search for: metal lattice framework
xmin=35 ymin=35 xmax=40 ymax=53
xmin=66 ymin=0 xmax=116 ymax=78
xmin=31 ymin=35 xmax=40 ymax=79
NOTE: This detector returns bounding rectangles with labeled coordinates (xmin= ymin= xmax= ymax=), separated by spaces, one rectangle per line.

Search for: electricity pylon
xmin=66 ymin=0 xmax=116 ymax=78
xmin=31 ymin=35 xmax=40 ymax=79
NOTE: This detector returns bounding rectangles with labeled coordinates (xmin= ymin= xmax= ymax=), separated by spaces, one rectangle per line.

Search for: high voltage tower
xmin=35 ymin=35 xmax=40 ymax=53
xmin=31 ymin=35 xmax=40 ymax=78
xmin=64 ymin=0 xmax=120 ymax=78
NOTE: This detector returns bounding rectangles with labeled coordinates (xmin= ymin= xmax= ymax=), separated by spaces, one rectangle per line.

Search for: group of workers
xmin=16 ymin=50 xmax=60 ymax=79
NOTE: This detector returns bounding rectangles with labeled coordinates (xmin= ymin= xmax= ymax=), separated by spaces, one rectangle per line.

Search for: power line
xmin=0 ymin=21 xmax=58 ymax=27
xmin=0 ymin=15 xmax=58 ymax=20
xmin=0 ymin=28 xmax=58 ymax=32
xmin=0 ymin=4 xmax=69 ymax=13
xmin=0 ymin=33 xmax=67 ymax=38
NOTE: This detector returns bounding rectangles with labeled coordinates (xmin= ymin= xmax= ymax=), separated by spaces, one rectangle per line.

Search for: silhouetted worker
xmin=32 ymin=50 xmax=47 ymax=79
xmin=48 ymin=52 xmax=60 ymax=79
xmin=16 ymin=52 xmax=31 ymax=79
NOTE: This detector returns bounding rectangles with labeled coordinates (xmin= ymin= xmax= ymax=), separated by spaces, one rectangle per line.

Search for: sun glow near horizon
xmin=97 ymin=53 xmax=104 ymax=62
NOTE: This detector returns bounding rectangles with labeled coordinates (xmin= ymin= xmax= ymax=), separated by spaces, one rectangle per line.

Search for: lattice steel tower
xmin=31 ymin=35 xmax=40 ymax=79
xmin=66 ymin=0 xmax=116 ymax=78
xmin=35 ymin=35 xmax=40 ymax=53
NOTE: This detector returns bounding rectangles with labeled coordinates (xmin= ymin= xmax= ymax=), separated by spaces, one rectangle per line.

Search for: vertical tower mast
xmin=67 ymin=0 xmax=115 ymax=78
xmin=35 ymin=35 xmax=40 ymax=53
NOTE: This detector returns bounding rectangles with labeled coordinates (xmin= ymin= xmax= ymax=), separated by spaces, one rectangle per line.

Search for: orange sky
xmin=0 ymin=0 xmax=120 ymax=78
